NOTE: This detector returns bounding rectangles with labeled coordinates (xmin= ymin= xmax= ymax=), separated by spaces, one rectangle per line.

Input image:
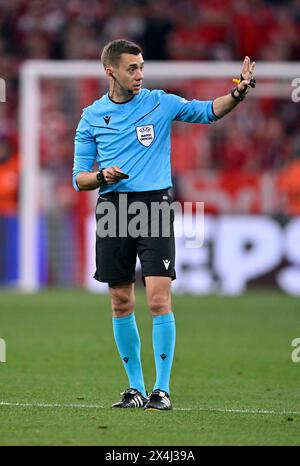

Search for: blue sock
xmin=152 ymin=312 xmax=176 ymax=394
xmin=112 ymin=313 xmax=146 ymax=397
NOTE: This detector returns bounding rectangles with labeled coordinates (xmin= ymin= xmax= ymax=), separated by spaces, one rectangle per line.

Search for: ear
xmin=105 ymin=67 xmax=114 ymax=78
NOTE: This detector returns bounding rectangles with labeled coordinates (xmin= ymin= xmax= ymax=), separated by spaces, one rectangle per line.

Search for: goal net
xmin=19 ymin=61 xmax=300 ymax=294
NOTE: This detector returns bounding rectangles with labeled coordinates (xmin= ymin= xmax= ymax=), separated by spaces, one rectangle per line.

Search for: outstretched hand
xmin=237 ymin=56 xmax=256 ymax=93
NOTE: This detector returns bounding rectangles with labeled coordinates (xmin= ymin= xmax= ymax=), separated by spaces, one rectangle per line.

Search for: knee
xmin=111 ymin=289 xmax=135 ymax=316
xmin=148 ymin=294 xmax=171 ymax=316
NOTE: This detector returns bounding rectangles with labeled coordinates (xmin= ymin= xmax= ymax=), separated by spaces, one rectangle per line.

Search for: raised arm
xmin=212 ymin=56 xmax=256 ymax=118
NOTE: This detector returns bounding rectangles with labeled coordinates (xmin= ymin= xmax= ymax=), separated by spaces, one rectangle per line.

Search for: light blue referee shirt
xmin=73 ymin=89 xmax=219 ymax=194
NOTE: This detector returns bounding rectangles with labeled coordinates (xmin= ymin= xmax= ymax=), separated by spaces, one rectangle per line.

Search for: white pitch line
xmin=0 ymin=401 xmax=299 ymax=416
xmin=174 ymin=407 xmax=300 ymax=416
xmin=0 ymin=401 xmax=104 ymax=409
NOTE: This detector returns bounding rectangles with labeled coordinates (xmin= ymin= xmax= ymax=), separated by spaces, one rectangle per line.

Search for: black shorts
xmin=93 ymin=188 xmax=176 ymax=286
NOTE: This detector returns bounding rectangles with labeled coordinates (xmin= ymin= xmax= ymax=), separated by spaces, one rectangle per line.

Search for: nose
xmin=136 ymin=69 xmax=144 ymax=80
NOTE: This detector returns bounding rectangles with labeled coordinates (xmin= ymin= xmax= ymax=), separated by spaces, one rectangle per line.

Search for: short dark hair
xmin=101 ymin=39 xmax=142 ymax=69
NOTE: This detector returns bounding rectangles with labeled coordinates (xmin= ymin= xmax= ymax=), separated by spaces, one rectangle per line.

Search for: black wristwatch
xmin=96 ymin=169 xmax=106 ymax=186
xmin=231 ymin=86 xmax=246 ymax=102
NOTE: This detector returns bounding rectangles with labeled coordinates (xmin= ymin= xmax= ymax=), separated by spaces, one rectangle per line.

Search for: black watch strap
xmin=231 ymin=87 xmax=246 ymax=102
xmin=96 ymin=169 xmax=107 ymax=186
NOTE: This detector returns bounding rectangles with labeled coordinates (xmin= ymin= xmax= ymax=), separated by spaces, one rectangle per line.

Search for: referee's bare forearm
xmin=76 ymin=172 xmax=100 ymax=190
xmin=212 ymin=94 xmax=240 ymax=118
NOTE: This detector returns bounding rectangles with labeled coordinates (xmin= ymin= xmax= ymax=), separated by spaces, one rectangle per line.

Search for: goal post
xmin=19 ymin=60 xmax=300 ymax=292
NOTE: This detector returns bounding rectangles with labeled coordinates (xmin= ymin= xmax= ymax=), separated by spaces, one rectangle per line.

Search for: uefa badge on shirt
xmin=136 ymin=125 xmax=155 ymax=147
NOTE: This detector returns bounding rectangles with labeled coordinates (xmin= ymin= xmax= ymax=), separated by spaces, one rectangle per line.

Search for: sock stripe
xmin=153 ymin=313 xmax=175 ymax=325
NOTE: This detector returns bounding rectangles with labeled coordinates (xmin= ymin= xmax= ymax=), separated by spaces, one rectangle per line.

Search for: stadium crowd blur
xmin=0 ymin=0 xmax=300 ymax=284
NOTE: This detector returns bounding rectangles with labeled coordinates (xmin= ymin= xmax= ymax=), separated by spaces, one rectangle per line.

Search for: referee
xmin=73 ymin=39 xmax=255 ymax=410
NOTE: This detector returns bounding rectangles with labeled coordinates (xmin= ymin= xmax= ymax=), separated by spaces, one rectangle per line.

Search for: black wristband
xmin=96 ymin=169 xmax=107 ymax=186
xmin=231 ymin=87 xmax=246 ymax=102
xmin=236 ymin=85 xmax=248 ymax=95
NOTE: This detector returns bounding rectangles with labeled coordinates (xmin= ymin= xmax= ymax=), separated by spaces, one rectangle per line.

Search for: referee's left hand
xmin=238 ymin=56 xmax=256 ymax=93
xmin=102 ymin=166 xmax=126 ymax=184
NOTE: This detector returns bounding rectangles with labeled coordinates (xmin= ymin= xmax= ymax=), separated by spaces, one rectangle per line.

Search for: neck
xmin=109 ymin=81 xmax=133 ymax=103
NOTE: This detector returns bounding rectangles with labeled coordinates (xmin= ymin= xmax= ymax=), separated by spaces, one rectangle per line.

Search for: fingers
xmin=102 ymin=167 xmax=116 ymax=184
xmin=250 ymin=61 xmax=256 ymax=74
xmin=241 ymin=56 xmax=250 ymax=76
xmin=237 ymin=80 xmax=250 ymax=93
xmin=241 ymin=56 xmax=256 ymax=80
xmin=103 ymin=166 xmax=126 ymax=184
xmin=234 ymin=56 xmax=256 ymax=93
xmin=113 ymin=166 xmax=125 ymax=178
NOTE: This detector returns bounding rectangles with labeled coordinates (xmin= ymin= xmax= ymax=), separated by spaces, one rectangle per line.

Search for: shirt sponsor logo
xmin=136 ymin=124 xmax=155 ymax=147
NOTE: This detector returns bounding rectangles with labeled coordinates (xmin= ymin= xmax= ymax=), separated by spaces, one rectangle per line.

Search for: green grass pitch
xmin=0 ymin=290 xmax=299 ymax=445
